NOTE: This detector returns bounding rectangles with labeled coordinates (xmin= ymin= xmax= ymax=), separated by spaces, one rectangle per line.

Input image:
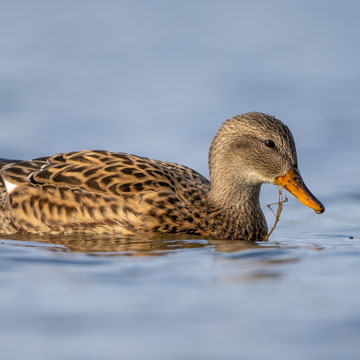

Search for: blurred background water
xmin=0 ymin=0 xmax=360 ymax=359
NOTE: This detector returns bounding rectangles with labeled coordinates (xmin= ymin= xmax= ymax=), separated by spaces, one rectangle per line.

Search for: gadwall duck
xmin=0 ymin=112 xmax=324 ymax=240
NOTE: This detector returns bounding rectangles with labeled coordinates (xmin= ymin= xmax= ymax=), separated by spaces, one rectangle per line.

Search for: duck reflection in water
xmin=2 ymin=233 xmax=264 ymax=256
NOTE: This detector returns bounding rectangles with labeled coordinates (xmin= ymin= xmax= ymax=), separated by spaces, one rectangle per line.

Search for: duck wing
xmin=0 ymin=150 xmax=209 ymax=235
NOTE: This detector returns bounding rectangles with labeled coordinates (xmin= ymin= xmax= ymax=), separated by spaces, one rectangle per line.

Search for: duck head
xmin=209 ymin=112 xmax=325 ymax=214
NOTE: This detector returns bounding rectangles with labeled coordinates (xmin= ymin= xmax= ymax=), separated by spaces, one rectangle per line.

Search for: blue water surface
xmin=0 ymin=1 xmax=360 ymax=359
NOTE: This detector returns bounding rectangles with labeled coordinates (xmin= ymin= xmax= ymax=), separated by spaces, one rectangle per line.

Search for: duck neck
xmin=206 ymin=178 xmax=268 ymax=241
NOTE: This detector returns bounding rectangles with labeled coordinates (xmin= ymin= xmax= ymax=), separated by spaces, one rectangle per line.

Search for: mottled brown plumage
xmin=0 ymin=112 xmax=324 ymax=240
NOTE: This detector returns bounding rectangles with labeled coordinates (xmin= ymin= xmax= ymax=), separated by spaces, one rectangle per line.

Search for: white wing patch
xmin=3 ymin=178 xmax=19 ymax=194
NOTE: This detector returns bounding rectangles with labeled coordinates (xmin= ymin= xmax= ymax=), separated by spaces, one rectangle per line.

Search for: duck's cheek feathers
xmin=241 ymin=171 xmax=277 ymax=185
xmin=275 ymin=168 xmax=325 ymax=214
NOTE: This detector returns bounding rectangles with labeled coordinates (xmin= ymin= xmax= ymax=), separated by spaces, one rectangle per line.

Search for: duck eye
xmin=264 ymin=140 xmax=276 ymax=148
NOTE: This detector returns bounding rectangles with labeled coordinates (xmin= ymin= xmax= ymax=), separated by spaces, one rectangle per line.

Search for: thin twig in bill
xmin=263 ymin=186 xmax=288 ymax=241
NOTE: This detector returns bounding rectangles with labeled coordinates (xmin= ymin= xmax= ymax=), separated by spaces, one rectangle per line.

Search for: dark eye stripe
xmin=264 ymin=140 xmax=276 ymax=148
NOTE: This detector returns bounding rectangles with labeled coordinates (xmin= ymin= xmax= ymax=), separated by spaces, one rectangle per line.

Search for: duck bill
xmin=275 ymin=168 xmax=325 ymax=214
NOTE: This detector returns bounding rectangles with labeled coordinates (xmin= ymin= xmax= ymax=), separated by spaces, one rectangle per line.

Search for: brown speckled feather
xmin=0 ymin=151 xmax=210 ymax=236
